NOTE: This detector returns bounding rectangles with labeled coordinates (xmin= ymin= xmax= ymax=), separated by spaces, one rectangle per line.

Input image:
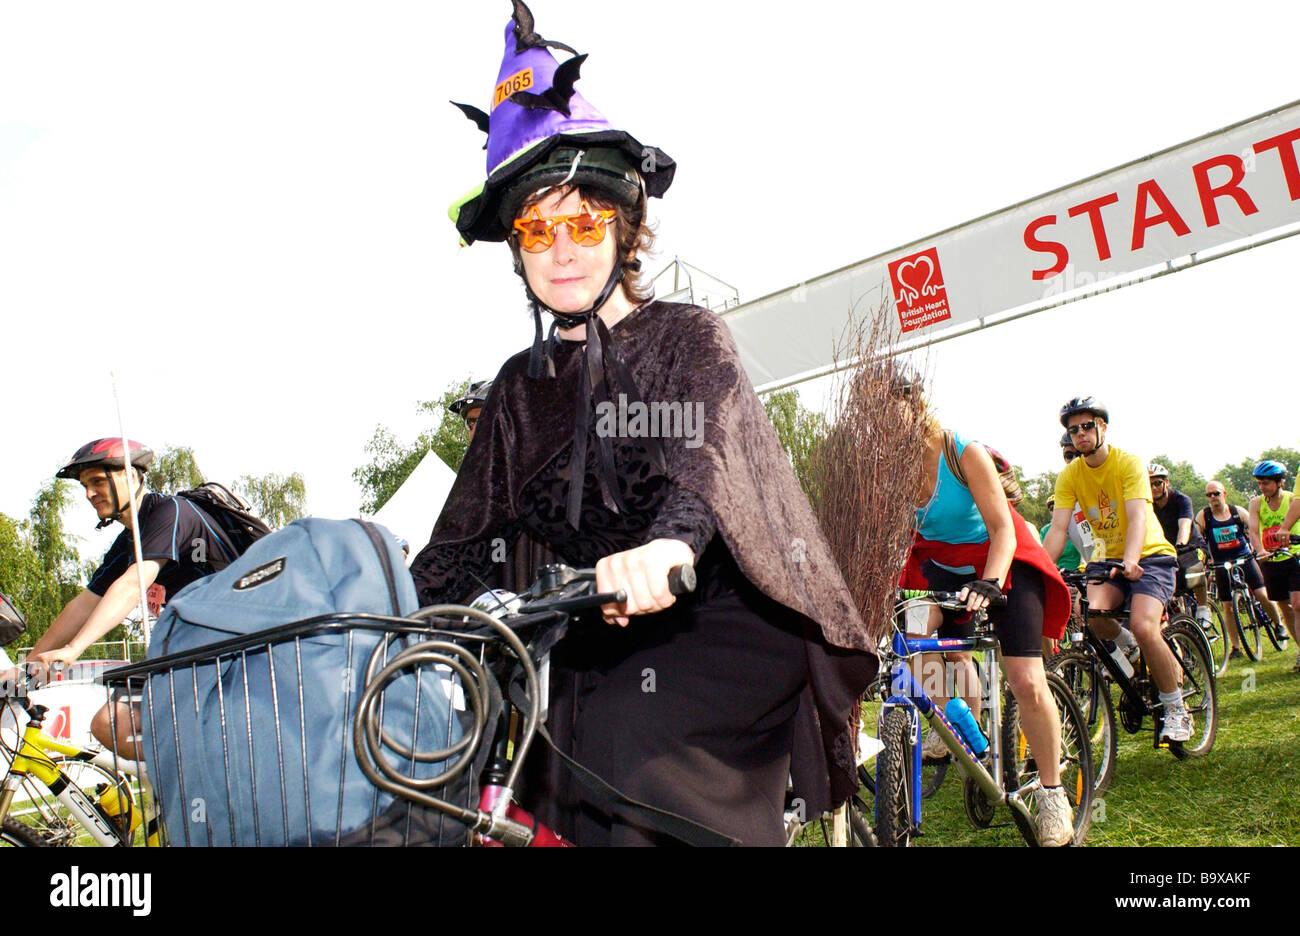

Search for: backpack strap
xmin=941 ymin=430 xmax=967 ymax=488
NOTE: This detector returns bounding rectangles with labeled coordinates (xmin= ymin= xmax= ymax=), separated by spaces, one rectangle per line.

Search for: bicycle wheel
xmin=789 ymin=795 xmax=877 ymax=847
xmin=1047 ymin=648 xmax=1116 ymax=796
xmin=1202 ymin=598 xmax=1230 ymax=677
xmin=1164 ymin=621 xmax=1218 ymax=759
xmin=1 ymin=817 xmax=48 ymax=847
xmin=1257 ymin=597 xmax=1287 ymax=652
xmin=1001 ymin=671 xmax=1094 ymax=846
xmin=874 ymin=707 xmax=917 ymax=847
xmin=19 ymin=758 xmax=135 ymax=847
xmin=1232 ymin=590 xmax=1262 ymax=661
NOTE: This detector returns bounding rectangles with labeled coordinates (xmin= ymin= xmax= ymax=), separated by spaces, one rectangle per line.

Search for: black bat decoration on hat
xmin=508 ymin=53 xmax=585 ymax=117
xmin=511 ymin=0 xmax=577 ymax=57
xmin=450 ymin=101 xmax=491 ymax=148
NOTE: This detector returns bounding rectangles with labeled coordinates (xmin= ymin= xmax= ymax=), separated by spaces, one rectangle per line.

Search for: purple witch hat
xmin=449 ymin=0 xmax=675 ymax=244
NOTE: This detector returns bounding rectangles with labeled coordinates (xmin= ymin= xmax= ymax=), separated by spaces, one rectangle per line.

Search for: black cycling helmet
xmin=449 ymin=380 xmax=494 ymax=417
xmin=1059 ymin=396 xmax=1109 ymax=428
xmin=1253 ymin=460 xmax=1287 ymax=481
xmin=55 ymin=438 xmax=153 ymax=481
xmin=499 ymin=146 xmax=645 ymax=236
xmin=1059 ymin=432 xmax=1074 ymax=448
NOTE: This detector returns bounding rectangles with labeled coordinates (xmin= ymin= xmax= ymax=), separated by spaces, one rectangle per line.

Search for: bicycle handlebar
xmin=897 ymin=588 xmax=1007 ymax=609
xmin=516 ymin=563 xmax=696 ymax=617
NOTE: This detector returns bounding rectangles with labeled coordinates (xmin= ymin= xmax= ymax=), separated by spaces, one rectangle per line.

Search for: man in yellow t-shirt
xmin=1042 ymin=397 xmax=1192 ymax=743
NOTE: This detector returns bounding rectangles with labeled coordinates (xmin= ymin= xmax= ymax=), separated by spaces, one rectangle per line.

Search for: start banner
xmin=721 ymin=100 xmax=1300 ymax=390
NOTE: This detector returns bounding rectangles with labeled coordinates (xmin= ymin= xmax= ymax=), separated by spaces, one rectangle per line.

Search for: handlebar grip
xmin=667 ymin=564 xmax=696 ymax=596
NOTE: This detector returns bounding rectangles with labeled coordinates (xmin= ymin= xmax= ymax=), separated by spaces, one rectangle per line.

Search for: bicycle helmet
xmin=1147 ymin=463 xmax=1170 ymax=479
xmin=1253 ymin=460 xmax=1287 ymax=481
xmin=1059 ymin=396 xmax=1109 ymax=428
xmin=449 ymin=379 xmax=494 ymax=417
xmin=1059 ymin=432 xmax=1073 ymax=448
xmin=55 ymin=438 xmax=153 ymax=481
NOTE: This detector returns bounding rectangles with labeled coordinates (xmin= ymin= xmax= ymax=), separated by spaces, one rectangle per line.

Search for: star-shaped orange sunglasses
xmin=512 ymin=200 xmax=617 ymax=253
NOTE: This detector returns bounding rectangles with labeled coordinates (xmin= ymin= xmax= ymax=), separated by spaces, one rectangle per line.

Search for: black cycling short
xmin=924 ymin=560 xmax=1045 ymax=658
xmin=1213 ymin=557 xmax=1265 ymax=597
xmin=1262 ymin=555 xmax=1300 ymax=601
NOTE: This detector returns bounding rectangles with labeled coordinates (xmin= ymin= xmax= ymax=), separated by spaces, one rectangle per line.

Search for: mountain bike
xmin=1 ymin=665 xmax=159 ymax=847
xmin=1048 ymin=561 xmax=1217 ymax=782
xmin=1214 ymin=540 xmax=1293 ymax=661
xmin=873 ymin=588 xmax=1093 ymax=847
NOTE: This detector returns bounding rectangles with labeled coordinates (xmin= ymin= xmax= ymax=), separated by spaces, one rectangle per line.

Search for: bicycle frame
xmin=1071 ymin=614 xmax=1170 ymax=748
xmin=877 ymin=628 xmax=1036 ymax=836
xmin=0 ymin=708 xmax=156 ymax=847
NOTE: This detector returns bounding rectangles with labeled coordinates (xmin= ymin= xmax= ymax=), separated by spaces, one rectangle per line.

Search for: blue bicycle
xmin=873 ymin=589 xmax=1093 ymax=847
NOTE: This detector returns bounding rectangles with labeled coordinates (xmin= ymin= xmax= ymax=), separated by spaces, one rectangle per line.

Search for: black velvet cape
xmin=411 ymin=300 xmax=877 ymax=812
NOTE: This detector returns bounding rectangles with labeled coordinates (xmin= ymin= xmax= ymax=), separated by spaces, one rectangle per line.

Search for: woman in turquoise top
xmin=893 ymin=371 xmax=1074 ymax=845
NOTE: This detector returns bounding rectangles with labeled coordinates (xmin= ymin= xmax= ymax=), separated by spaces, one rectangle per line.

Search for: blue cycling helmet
xmin=1253 ymin=460 xmax=1287 ymax=481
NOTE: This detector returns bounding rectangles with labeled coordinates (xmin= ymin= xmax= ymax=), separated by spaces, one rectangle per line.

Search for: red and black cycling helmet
xmin=55 ymin=438 xmax=154 ymax=481
xmin=1059 ymin=396 xmax=1109 ymax=428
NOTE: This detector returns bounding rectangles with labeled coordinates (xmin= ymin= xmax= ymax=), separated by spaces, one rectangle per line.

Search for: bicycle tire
xmin=857 ymin=762 xmax=876 ymax=799
xmin=1202 ymin=598 xmax=1230 ymax=677
xmin=1257 ymin=597 xmax=1287 ymax=652
xmin=845 ymin=794 xmax=877 ymax=847
xmin=1001 ymin=671 xmax=1094 ymax=847
xmin=1168 ymin=613 xmax=1214 ymax=682
xmin=874 ymin=707 xmax=916 ymax=847
xmin=1232 ymin=590 xmax=1261 ymax=661
xmin=1164 ymin=621 xmax=1218 ymax=759
xmin=2 ymin=817 xmax=48 ymax=847
xmin=790 ymin=795 xmax=876 ymax=847
xmin=1047 ymin=648 xmax=1117 ymax=796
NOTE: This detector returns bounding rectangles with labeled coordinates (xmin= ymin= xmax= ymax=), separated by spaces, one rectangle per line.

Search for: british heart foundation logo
xmin=888 ymin=247 xmax=951 ymax=333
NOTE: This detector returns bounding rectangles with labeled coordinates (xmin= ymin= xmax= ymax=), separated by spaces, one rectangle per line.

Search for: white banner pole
xmin=111 ymin=372 xmax=151 ymax=651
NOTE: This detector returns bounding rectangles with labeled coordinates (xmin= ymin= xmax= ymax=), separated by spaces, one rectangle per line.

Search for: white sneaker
xmin=1037 ymin=785 xmax=1074 ymax=847
xmin=1161 ymin=707 xmax=1194 ymax=743
xmin=921 ymin=728 xmax=949 ymax=761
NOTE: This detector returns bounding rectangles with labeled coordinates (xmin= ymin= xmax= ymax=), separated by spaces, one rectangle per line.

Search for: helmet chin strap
xmin=525 ymin=261 xmax=625 ymax=378
xmin=95 ymin=468 xmax=140 ymax=530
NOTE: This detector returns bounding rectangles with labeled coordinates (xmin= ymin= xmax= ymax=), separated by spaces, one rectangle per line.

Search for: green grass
xmin=820 ymin=644 xmax=1300 ymax=847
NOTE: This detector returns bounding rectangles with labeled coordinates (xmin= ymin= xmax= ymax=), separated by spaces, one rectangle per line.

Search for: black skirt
xmin=520 ymin=540 xmax=809 ymax=846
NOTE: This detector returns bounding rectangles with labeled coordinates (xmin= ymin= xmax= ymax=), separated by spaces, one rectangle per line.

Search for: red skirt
xmin=900 ymin=510 xmax=1069 ymax=641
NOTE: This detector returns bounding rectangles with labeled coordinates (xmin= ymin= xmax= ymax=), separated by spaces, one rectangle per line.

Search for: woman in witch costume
xmin=411 ymin=1 xmax=877 ymax=846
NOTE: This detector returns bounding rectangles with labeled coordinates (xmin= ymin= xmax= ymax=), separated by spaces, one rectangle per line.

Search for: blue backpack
xmin=140 ymin=518 xmax=469 ymax=846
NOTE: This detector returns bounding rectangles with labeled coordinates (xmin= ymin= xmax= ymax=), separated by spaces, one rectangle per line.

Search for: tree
xmin=0 ymin=483 xmax=99 ymax=650
xmin=1017 ymin=469 xmax=1058 ymax=530
xmin=1147 ymin=454 xmax=1212 ymax=514
xmin=28 ymin=480 xmax=81 ymax=578
xmin=146 ymin=446 xmax=205 ymax=494
xmin=761 ymin=389 xmax=828 ymax=497
xmin=236 ymin=472 xmax=307 ymax=529
xmin=353 ymin=380 xmax=474 ymax=514
xmin=1216 ymin=446 xmax=1300 ymax=505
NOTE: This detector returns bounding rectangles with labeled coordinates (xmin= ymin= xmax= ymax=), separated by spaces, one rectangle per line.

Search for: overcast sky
xmin=3 ymin=1 xmax=1297 ymax=562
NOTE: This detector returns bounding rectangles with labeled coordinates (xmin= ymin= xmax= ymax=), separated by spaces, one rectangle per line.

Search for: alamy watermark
xmin=595 ymin=394 xmax=705 ymax=449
